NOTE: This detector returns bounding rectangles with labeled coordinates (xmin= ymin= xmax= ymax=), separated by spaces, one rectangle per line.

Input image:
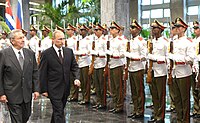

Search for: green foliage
xmin=164 ymin=30 xmax=170 ymax=38
xmin=141 ymin=29 xmax=150 ymax=40
xmin=191 ymin=33 xmax=196 ymax=39
xmin=0 ymin=21 xmax=11 ymax=33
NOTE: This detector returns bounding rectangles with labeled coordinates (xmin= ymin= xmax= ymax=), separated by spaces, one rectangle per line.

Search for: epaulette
xmin=102 ymin=37 xmax=106 ymax=40
xmin=118 ymin=37 xmax=122 ymax=40
xmin=73 ymin=37 xmax=76 ymax=40
xmin=187 ymin=38 xmax=193 ymax=42
xmin=86 ymin=38 xmax=90 ymax=40
xmin=123 ymin=36 xmax=127 ymax=39
xmin=138 ymin=36 xmax=143 ymax=41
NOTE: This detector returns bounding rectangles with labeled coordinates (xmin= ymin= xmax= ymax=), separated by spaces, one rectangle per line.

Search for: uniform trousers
xmin=110 ymin=66 xmax=124 ymax=110
xmin=129 ymin=70 xmax=145 ymax=115
xmin=80 ymin=66 xmax=90 ymax=102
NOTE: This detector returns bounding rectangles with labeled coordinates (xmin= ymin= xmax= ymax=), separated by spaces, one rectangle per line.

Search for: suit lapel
xmin=50 ymin=47 xmax=62 ymax=64
xmin=8 ymin=47 xmax=22 ymax=73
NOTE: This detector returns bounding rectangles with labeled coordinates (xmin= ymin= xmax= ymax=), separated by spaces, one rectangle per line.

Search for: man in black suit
xmin=39 ymin=30 xmax=80 ymax=123
xmin=0 ymin=29 xmax=40 ymax=123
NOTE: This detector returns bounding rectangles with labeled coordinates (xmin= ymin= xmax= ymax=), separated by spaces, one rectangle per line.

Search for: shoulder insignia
xmin=102 ymin=37 xmax=106 ymax=40
xmin=138 ymin=36 xmax=143 ymax=41
xmin=118 ymin=37 xmax=122 ymax=40
xmin=187 ymin=38 xmax=193 ymax=42
xmin=123 ymin=36 xmax=127 ymax=39
xmin=73 ymin=37 xmax=76 ymax=40
xmin=86 ymin=38 xmax=90 ymax=40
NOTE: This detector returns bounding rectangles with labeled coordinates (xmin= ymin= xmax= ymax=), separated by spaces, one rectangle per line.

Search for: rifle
xmin=37 ymin=40 xmax=41 ymax=64
xmin=146 ymin=38 xmax=153 ymax=84
xmin=65 ymin=39 xmax=68 ymax=47
xmin=196 ymin=42 xmax=200 ymax=90
xmin=124 ymin=40 xmax=130 ymax=81
xmin=168 ymin=40 xmax=173 ymax=85
xmin=76 ymin=36 xmax=80 ymax=62
xmin=104 ymin=37 xmax=110 ymax=77
xmin=88 ymin=37 xmax=95 ymax=75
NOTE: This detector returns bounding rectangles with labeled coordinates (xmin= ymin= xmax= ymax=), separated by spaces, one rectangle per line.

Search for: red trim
xmin=157 ymin=61 xmax=165 ymax=64
xmin=131 ymin=58 xmax=140 ymax=61
xmin=175 ymin=62 xmax=185 ymax=65
xmin=111 ymin=56 xmax=120 ymax=59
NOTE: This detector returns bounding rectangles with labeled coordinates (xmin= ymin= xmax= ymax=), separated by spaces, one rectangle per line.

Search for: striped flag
xmin=16 ymin=0 xmax=23 ymax=29
xmin=5 ymin=0 xmax=16 ymax=30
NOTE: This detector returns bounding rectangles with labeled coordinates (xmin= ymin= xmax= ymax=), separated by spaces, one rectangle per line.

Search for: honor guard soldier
xmin=21 ymin=29 xmax=29 ymax=49
xmin=148 ymin=20 xmax=168 ymax=123
xmin=0 ymin=31 xmax=11 ymax=50
xmin=107 ymin=21 xmax=126 ymax=113
xmin=66 ymin=23 xmax=79 ymax=102
xmin=168 ymin=17 xmax=194 ymax=123
xmin=126 ymin=19 xmax=146 ymax=119
xmin=75 ymin=24 xmax=91 ymax=105
xmin=191 ymin=21 xmax=200 ymax=118
xmin=90 ymin=24 xmax=107 ymax=109
xmin=29 ymin=25 xmax=40 ymax=55
xmin=166 ymin=22 xmax=177 ymax=113
xmin=40 ymin=25 xmax=52 ymax=51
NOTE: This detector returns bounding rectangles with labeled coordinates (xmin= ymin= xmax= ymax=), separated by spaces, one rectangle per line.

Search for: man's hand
xmin=0 ymin=95 xmax=8 ymax=103
xmin=33 ymin=92 xmax=40 ymax=100
xmin=74 ymin=79 xmax=81 ymax=87
xmin=42 ymin=92 xmax=48 ymax=97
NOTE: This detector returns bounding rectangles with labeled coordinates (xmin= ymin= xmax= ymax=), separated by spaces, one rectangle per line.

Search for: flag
xmin=5 ymin=0 xmax=16 ymax=30
xmin=16 ymin=0 xmax=23 ymax=29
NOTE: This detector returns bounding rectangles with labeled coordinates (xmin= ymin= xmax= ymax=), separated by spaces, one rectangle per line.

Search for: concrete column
xmin=101 ymin=0 xmax=130 ymax=37
xmin=170 ymin=0 xmax=185 ymax=22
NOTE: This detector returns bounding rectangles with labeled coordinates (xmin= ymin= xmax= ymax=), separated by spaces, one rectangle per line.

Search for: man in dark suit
xmin=0 ymin=29 xmax=40 ymax=123
xmin=39 ymin=30 xmax=80 ymax=123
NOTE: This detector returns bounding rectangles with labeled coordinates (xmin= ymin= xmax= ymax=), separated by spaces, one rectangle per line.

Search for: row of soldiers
xmin=0 ymin=17 xmax=200 ymax=123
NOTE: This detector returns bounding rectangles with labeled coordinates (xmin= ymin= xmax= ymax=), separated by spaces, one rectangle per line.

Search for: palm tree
xmin=0 ymin=16 xmax=11 ymax=33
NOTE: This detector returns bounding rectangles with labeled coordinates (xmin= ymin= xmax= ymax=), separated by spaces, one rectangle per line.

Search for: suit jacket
xmin=39 ymin=47 xmax=80 ymax=99
xmin=0 ymin=47 xmax=39 ymax=104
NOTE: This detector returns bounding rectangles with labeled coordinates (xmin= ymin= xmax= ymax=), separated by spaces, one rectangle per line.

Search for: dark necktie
xmin=18 ymin=51 xmax=24 ymax=70
xmin=58 ymin=49 xmax=63 ymax=64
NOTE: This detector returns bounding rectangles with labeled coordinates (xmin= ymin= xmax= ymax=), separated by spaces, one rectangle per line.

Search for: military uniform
xmin=191 ymin=21 xmax=200 ymax=118
xmin=21 ymin=29 xmax=29 ymax=49
xmin=40 ymin=26 xmax=52 ymax=52
xmin=66 ymin=24 xmax=79 ymax=101
xmin=75 ymin=24 xmax=91 ymax=105
xmin=126 ymin=20 xmax=146 ymax=119
xmin=169 ymin=18 xmax=194 ymax=123
xmin=0 ymin=31 xmax=11 ymax=50
xmin=107 ymin=21 xmax=126 ymax=113
xmin=148 ymin=20 xmax=168 ymax=122
xmin=91 ymin=24 xmax=107 ymax=109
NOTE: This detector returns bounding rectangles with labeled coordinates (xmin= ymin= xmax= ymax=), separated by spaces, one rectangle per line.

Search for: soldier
xmin=75 ymin=24 xmax=91 ymax=105
xmin=166 ymin=22 xmax=177 ymax=113
xmin=21 ymin=29 xmax=29 ymax=49
xmin=107 ymin=21 xmax=126 ymax=113
xmin=0 ymin=31 xmax=11 ymax=50
xmin=168 ymin=17 xmax=194 ymax=123
xmin=191 ymin=21 xmax=200 ymax=118
xmin=147 ymin=20 xmax=168 ymax=123
xmin=66 ymin=23 xmax=79 ymax=102
xmin=29 ymin=25 xmax=40 ymax=56
xmin=126 ymin=19 xmax=146 ymax=119
xmin=91 ymin=24 xmax=107 ymax=109
xmin=40 ymin=25 xmax=52 ymax=51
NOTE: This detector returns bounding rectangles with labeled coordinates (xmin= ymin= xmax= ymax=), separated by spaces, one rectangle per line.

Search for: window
xmin=151 ymin=9 xmax=163 ymax=18
xmin=187 ymin=6 xmax=198 ymax=15
xmin=151 ymin=0 xmax=163 ymax=5
xmin=164 ymin=9 xmax=170 ymax=17
xmin=164 ymin=0 xmax=170 ymax=3
xmin=142 ymin=11 xmax=150 ymax=19
xmin=142 ymin=0 xmax=150 ymax=5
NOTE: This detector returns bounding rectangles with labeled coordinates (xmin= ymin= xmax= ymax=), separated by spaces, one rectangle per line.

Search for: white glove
xmin=74 ymin=79 xmax=81 ymax=86
xmin=106 ymin=50 xmax=113 ymax=55
xmin=124 ymin=52 xmax=131 ymax=58
xmin=90 ymin=50 xmax=98 ymax=55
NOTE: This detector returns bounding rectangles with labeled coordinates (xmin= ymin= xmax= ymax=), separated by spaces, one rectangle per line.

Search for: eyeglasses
xmin=130 ymin=26 xmax=137 ymax=29
xmin=80 ymin=29 xmax=86 ymax=31
xmin=57 ymin=38 xmax=65 ymax=40
xmin=175 ymin=25 xmax=184 ymax=28
xmin=193 ymin=26 xmax=199 ymax=30
xmin=109 ymin=27 xmax=117 ymax=30
xmin=66 ymin=29 xmax=73 ymax=31
xmin=94 ymin=29 xmax=101 ymax=31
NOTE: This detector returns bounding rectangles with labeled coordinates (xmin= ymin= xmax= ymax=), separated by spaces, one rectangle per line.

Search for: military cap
xmin=1 ymin=31 xmax=8 ymax=36
xmin=193 ymin=21 xmax=199 ymax=29
xmin=21 ymin=29 xmax=28 ymax=34
xmin=42 ymin=25 xmax=51 ymax=32
xmin=102 ymin=23 xmax=107 ymax=30
xmin=88 ymin=22 xmax=94 ymax=29
xmin=66 ymin=23 xmax=76 ymax=31
xmin=94 ymin=23 xmax=104 ymax=31
xmin=56 ymin=25 xmax=65 ymax=32
xmin=80 ymin=24 xmax=89 ymax=30
xmin=110 ymin=21 xmax=121 ymax=30
xmin=174 ymin=17 xmax=188 ymax=28
xmin=30 ymin=25 xmax=37 ymax=31
xmin=130 ymin=19 xmax=142 ymax=30
xmin=151 ymin=19 xmax=166 ymax=30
